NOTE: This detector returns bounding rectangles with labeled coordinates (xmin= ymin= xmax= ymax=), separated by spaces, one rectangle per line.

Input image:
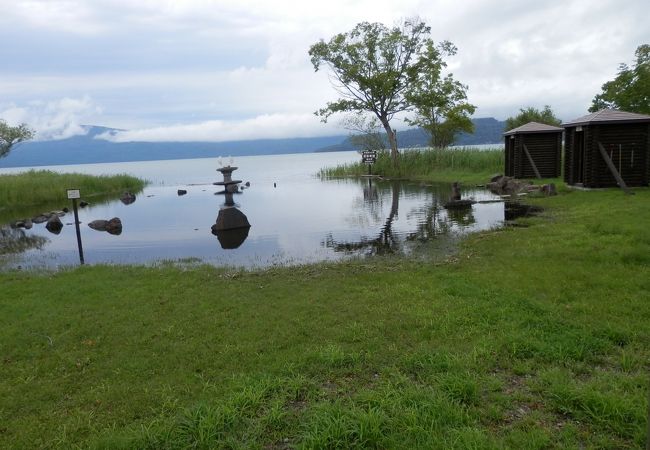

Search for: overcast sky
xmin=0 ymin=0 xmax=647 ymax=142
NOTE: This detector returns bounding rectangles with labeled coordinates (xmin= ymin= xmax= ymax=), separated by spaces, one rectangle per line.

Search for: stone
xmin=79 ymin=201 xmax=89 ymax=208
xmin=540 ymin=183 xmax=557 ymax=196
xmin=88 ymin=217 xmax=122 ymax=235
xmin=120 ymin=192 xmax=136 ymax=205
xmin=88 ymin=220 xmax=108 ymax=231
xmin=106 ymin=217 xmax=122 ymax=235
xmin=32 ymin=215 xmax=49 ymax=224
xmin=213 ymin=208 xmax=250 ymax=231
xmin=45 ymin=215 xmax=63 ymax=234
xmin=177 ymin=189 xmax=187 ymax=196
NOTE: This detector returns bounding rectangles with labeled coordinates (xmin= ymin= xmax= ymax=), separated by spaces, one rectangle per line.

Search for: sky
xmin=0 ymin=0 xmax=648 ymax=142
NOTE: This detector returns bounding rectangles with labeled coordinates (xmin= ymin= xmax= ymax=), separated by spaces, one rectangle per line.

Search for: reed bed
xmin=320 ymin=147 xmax=504 ymax=181
xmin=0 ymin=170 xmax=146 ymax=208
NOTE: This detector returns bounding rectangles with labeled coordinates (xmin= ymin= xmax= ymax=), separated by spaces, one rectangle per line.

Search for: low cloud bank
xmin=96 ymin=113 xmax=342 ymax=143
xmin=0 ymin=96 xmax=101 ymax=141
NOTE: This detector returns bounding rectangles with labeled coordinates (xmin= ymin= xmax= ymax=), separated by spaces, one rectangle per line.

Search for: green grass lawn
xmin=1 ymin=186 xmax=649 ymax=449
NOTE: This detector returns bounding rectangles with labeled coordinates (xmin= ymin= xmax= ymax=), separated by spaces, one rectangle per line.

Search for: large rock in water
xmin=88 ymin=217 xmax=122 ymax=235
xmin=45 ymin=215 xmax=63 ymax=234
xmin=212 ymin=208 xmax=250 ymax=231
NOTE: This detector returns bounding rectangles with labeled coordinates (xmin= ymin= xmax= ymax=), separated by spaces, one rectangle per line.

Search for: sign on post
xmin=361 ymin=150 xmax=377 ymax=164
xmin=67 ymin=188 xmax=85 ymax=264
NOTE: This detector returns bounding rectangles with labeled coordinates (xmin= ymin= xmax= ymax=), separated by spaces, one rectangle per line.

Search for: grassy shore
xmin=0 ymin=170 xmax=146 ymax=209
xmin=320 ymin=147 xmax=504 ymax=183
xmin=1 ymin=183 xmax=648 ymax=448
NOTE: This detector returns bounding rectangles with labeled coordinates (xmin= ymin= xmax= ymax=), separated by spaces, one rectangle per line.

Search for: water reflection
xmin=0 ymin=154 xmax=515 ymax=269
xmin=324 ymin=179 xmax=482 ymax=257
xmin=0 ymin=226 xmax=48 ymax=255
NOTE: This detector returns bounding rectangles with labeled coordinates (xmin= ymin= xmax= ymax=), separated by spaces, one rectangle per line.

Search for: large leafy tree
xmin=0 ymin=120 xmax=34 ymax=158
xmin=405 ymin=41 xmax=475 ymax=148
xmin=504 ymin=105 xmax=561 ymax=131
xmin=309 ymin=19 xmax=461 ymax=164
xmin=339 ymin=113 xmax=388 ymax=152
xmin=589 ymin=44 xmax=650 ymax=114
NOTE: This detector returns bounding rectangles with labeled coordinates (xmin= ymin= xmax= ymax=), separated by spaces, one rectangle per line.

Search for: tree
xmin=309 ymin=18 xmax=456 ymax=165
xmin=405 ymin=41 xmax=475 ymax=148
xmin=0 ymin=120 xmax=34 ymax=158
xmin=589 ymin=44 xmax=650 ymax=114
xmin=339 ymin=113 xmax=388 ymax=152
xmin=504 ymin=105 xmax=561 ymax=131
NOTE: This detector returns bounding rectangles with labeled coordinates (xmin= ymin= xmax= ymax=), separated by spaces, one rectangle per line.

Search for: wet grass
xmin=0 ymin=187 xmax=649 ymax=448
xmin=320 ymin=147 xmax=504 ymax=183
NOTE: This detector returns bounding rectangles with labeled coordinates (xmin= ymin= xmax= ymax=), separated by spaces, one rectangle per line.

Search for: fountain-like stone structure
xmin=211 ymin=165 xmax=251 ymax=249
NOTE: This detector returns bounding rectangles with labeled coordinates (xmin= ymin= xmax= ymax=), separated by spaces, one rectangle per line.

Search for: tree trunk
xmin=379 ymin=117 xmax=399 ymax=166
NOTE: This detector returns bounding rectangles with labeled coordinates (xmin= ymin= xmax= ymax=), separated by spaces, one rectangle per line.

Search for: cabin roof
xmin=503 ymin=121 xmax=564 ymax=136
xmin=562 ymin=109 xmax=650 ymax=127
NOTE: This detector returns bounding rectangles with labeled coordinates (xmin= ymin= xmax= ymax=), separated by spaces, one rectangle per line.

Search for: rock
xmin=177 ymin=189 xmax=187 ymax=196
xmin=62 ymin=207 xmax=69 ymax=213
xmin=45 ymin=215 xmax=63 ymax=234
xmin=50 ymin=210 xmax=66 ymax=217
xmin=490 ymin=174 xmax=504 ymax=182
xmin=540 ymin=183 xmax=557 ymax=196
xmin=11 ymin=220 xmax=25 ymax=229
xmin=88 ymin=217 xmax=122 ymax=235
xmin=88 ymin=220 xmax=108 ymax=231
xmin=486 ymin=176 xmax=531 ymax=195
xmin=226 ymin=183 xmax=239 ymax=193
xmin=244 ymin=181 xmax=250 ymax=187
xmin=120 ymin=192 xmax=136 ymax=205
xmin=79 ymin=201 xmax=89 ymax=208
xmin=24 ymin=219 xmax=33 ymax=230
xmin=32 ymin=215 xmax=49 ymax=224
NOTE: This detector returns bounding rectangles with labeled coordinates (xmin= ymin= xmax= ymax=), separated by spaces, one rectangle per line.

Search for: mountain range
xmin=0 ymin=118 xmax=506 ymax=168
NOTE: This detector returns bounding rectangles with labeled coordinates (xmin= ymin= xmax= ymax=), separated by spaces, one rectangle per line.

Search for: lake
xmin=1 ymin=152 xmax=511 ymax=269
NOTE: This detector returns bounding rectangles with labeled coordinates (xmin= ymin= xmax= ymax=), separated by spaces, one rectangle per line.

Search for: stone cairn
xmin=211 ymin=165 xmax=251 ymax=249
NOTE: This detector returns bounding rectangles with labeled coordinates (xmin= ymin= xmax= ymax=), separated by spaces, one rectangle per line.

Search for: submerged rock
xmin=177 ymin=189 xmax=187 ymax=196
xmin=88 ymin=217 xmax=122 ymax=235
xmin=120 ymin=192 xmax=136 ymax=205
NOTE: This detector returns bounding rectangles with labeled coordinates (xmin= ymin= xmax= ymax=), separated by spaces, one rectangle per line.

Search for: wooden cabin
xmin=503 ymin=122 xmax=563 ymax=178
xmin=563 ymin=109 xmax=650 ymax=188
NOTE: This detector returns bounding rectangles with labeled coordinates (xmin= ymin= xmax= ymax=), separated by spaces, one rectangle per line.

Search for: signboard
xmin=67 ymin=189 xmax=80 ymax=200
xmin=361 ymin=150 xmax=377 ymax=164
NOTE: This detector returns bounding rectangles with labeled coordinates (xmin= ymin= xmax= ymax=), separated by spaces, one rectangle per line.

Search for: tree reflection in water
xmin=324 ymin=180 xmax=477 ymax=256
xmin=0 ymin=226 xmax=48 ymax=255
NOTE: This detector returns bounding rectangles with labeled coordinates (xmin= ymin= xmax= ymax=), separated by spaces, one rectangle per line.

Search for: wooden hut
xmin=563 ymin=109 xmax=650 ymax=188
xmin=503 ymin=122 xmax=563 ymax=178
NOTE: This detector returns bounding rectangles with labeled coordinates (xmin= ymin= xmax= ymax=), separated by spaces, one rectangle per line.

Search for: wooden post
xmin=522 ymin=144 xmax=542 ymax=179
xmin=597 ymin=142 xmax=634 ymax=195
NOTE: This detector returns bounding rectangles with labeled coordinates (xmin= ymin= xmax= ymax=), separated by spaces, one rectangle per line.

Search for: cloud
xmin=96 ymin=113 xmax=343 ymax=142
xmin=0 ymin=96 xmax=102 ymax=140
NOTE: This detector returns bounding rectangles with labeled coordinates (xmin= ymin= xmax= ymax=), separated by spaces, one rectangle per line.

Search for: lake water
xmin=1 ymin=152 xmax=509 ymax=269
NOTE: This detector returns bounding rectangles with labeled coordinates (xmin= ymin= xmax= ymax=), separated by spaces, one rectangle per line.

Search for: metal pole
xmin=72 ymin=198 xmax=85 ymax=265
xmin=368 ymin=163 xmax=372 ymax=176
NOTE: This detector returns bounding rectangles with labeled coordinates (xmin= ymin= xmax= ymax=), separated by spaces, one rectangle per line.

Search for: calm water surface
xmin=1 ymin=152 xmax=508 ymax=269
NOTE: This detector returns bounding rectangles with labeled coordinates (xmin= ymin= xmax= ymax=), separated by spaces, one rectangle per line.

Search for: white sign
xmin=67 ymin=189 xmax=80 ymax=199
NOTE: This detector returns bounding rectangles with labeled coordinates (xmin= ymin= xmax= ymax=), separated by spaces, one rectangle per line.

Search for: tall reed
xmin=320 ymin=147 xmax=504 ymax=180
xmin=0 ymin=170 xmax=146 ymax=208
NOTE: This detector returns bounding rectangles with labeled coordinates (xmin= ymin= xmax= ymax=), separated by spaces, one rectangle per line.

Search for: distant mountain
xmin=0 ymin=126 xmax=349 ymax=168
xmin=0 ymin=118 xmax=506 ymax=168
xmin=316 ymin=118 xmax=506 ymax=152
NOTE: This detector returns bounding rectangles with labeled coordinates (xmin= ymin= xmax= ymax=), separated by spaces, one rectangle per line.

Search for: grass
xmin=0 ymin=184 xmax=648 ymax=448
xmin=320 ymin=147 xmax=504 ymax=183
xmin=0 ymin=170 xmax=146 ymax=211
